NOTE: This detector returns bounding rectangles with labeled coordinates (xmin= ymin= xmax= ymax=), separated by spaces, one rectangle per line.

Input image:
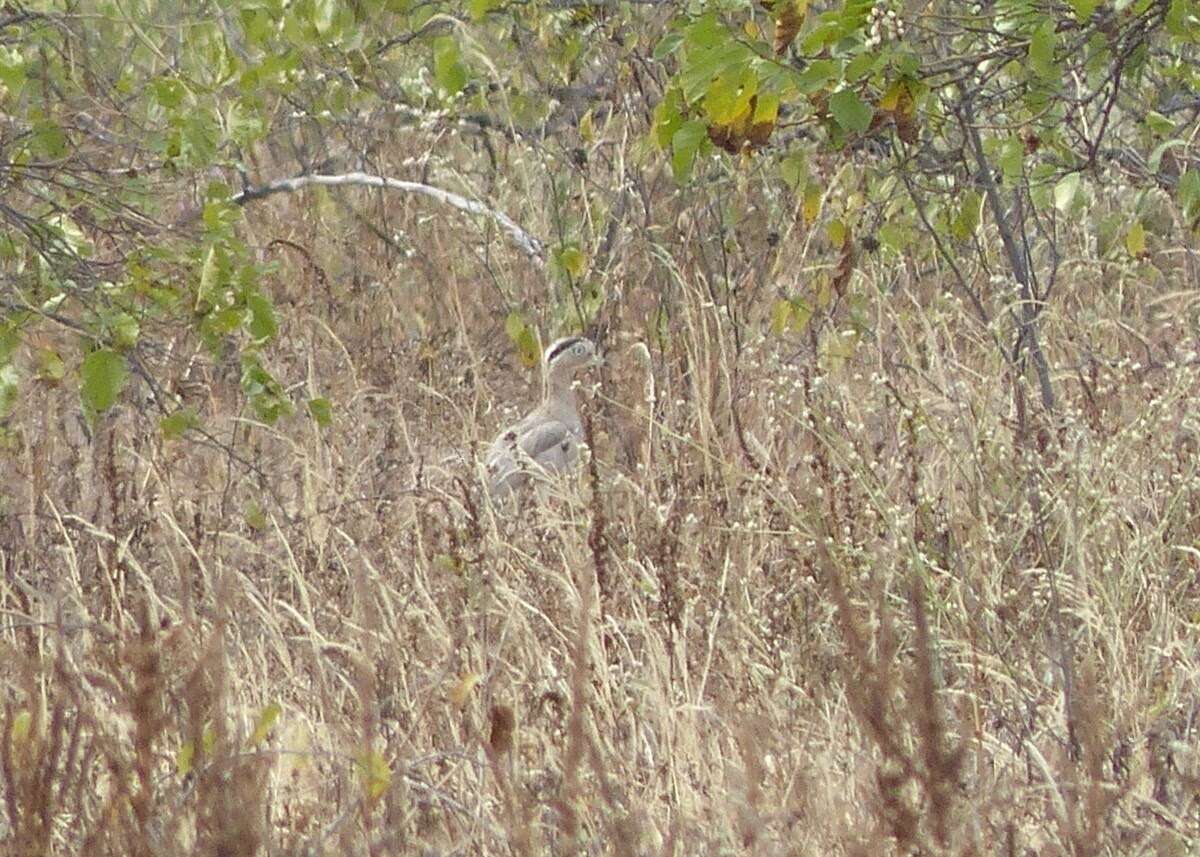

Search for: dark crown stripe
xmin=546 ymin=337 xmax=584 ymax=364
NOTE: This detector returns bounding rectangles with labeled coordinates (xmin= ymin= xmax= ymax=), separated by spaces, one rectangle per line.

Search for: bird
xmin=484 ymin=336 xmax=601 ymax=500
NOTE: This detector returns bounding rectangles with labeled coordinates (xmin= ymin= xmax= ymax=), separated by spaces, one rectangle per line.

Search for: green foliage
xmin=160 ymin=408 xmax=200 ymax=440
xmin=356 ymin=750 xmax=392 ymax=803
xmin=307 ymin=397 xmax=333 ymax=428
xmin=671 ymin=120 xmax=709 ymax=183
xmin=0 ymin=0 xmax=1195 ymax=434
xmin=80 ymin=350 xmax=129 ymax=415
xmin=504 ymin=312 xmax=541 ymax=369
xmin=249 ymin=702 xmax=282 ymax=747
xmin=241 ymin=354 xmax=294 ymax=425
xmin=1180 ymin=169 xmax=1200 ymax=225
xmin=829 ymin=89 xmax=873 ymax=133
xmin=433 ymin=36 xmax=468 ymax=96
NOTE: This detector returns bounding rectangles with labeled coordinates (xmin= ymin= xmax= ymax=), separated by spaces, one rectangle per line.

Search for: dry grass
xmin=2 ymin=139 xmax=1200 ymax=856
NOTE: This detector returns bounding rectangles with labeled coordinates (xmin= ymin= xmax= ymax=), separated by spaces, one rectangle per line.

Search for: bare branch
xmin=181 ymin=172 xmax=547 ymax=267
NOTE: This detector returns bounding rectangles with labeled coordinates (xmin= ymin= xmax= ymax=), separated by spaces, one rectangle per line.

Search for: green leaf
xmin=844 ymin=51 xmax=877 ymax=82
xmin=829 ymin=89 xmax=873 ymax=133
xmin=1166 ymin=0 xmax=1190 ymax=35
xmin=0 ymin=364 xmax=18 ymax=419
xmin=704 ymin=68 xmax=757 ymax=125
xmin=802 ymin=182 xmax=822 ymax=223
xmin=80 ymin=349 xmax=129 ymax=414
xmin=197 ymin=246 xmax=220 ymax=309
xmin=0 ymin=324 xmax=22 ymax=364
xmin=1053 ymin=173 xmax=1081 ymax=214
xmin=1125 ymin=221 xmax=1146 ymax=257
xmin=180 ymin=110 xmax=219 ymax=166
xmin=246 ymin=292 xmax=278 ymax=340
xmin=1029 ymin=22 xmax=1057 ymax=80
xmin=1069 ymin=0 xmax=1099 ymax=21
xmin=433 ymin=37 xmax=467 ymax=96
xmin=684 ymin=13 xmax=723 ymax=50
xmin=998 ymin=137 xmax=1024 ymax=186
xmin=952 ymin=190 xmax=982 ymax=240
xmin=780 ymin=151 xmax=807 ymax=191
xmin=151 ymin=76 xmax=187 ymax=110
xmin=504 ymin=312 xmax=540 ymax=368
xmin=827 ymin=218 xmax=847 ymax=248
xmin=244 ymin=501 xmax=268 ymax=530
xmin=793 ymin=59 xmax=836 ymax=94
xmin=240 ymin=7 xmax=274 ymax=46
xmin=240 ymin=354 xmax=293 ymax=425
xmin=0 ymin=48 xmax=27 ymax=95
xmin=1145 ymin=112 xmax=1175 ymax=136
xmin=555 ymin=246 xmax=587 ymax=279
xmin=878 ymin=221 xmax=911 ymax=252
xmin=654 ymin=31 xmax=684 ymax=60
xmin=1148 ymin=139 xmax=1186 ymax=174
xmin=770 ymin=299 xmax=793 ymax=335
xmin=36 ymin=348 xmax=65 ymax=383
xmin=468 ymin=0 xmax=500 ymax=18
xmin=250 ymin=702 xmax=282 ymax=746
xmin=177 ymin=741 xmax=195 ymax=778
xmin=307 ymin=397 xmax=333 ymax=428
xmin=11 ymin=710 xmax=31 ymax=743
xmin=356 ymin=751 xmax=392 ymax=803
xmin=109 ymin=312 xmax=140 ymax=349
xmin=311 ymin=0 xmax=336 ymax=34
xmin=160 ymin=408 xmax=199 ymax=440
xmin=31 ymin=120 xmax=68 ymax=159
xmin=671 ymin=120 xmax=708 ymax=183
xmin=1179 ymin=170 xmax=1200 ymax=219
xmin=652 ymin=89 xmax=683 ymax=148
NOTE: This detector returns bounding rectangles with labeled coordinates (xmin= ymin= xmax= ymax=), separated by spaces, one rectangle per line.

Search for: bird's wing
xmin=517 ymin=419 xmax=576 ymax=468
xmin=485 ymin=415 xmax=578 ymax=498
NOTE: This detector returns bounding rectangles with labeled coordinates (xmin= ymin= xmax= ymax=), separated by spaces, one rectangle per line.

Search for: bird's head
xmin=544 ymin=336 xmax=601 ymax=377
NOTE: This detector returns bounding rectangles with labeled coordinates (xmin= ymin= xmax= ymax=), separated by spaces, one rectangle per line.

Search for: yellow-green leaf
xmin=356 ymin=750 xmax=392 ymax=802
xmin=433 ymin=37 xmax=467 ymax=96
xmin=160 ymin=407 xmax=199 ymax=440
xmin=505 ymin=312 xmax=541 ymax=368
xmin=449 ymin=672 xmax=482 ymax=708
xmin=244 ymin=501 xmax=268 ymax=530
xmin=36 ymin=348 xmax=65 ymax=383
xmin=802 ymin=183 xmax=822 ymax=224
xmin=780 ymin=152 xmax=806 ymax=191
xmin=770 ymin=299 xmax=792 ymax=335
xmin=250 ymin=702 xmax=282 ymax=746
xmin=177 ymin=741 xmax=195 ymax=777
xmin=11 ymin=710 xmax=31 ymax=744
xmin=1054 ymin=173 xmax=1081 ymax=214
xmin=1029 ymin=22 xmax=1057 ymax=80
xmin=197 ymin=245 xmax=219 ymax=309
xmin=671 ymin=120 xmax=707 ymax=183
xmin=1125 ymin=221 xmax=1146 ymax=257
xmin=246 ymin=292 xmax=277 ymax=340
xmin=826 ymin=219 xmax=847 ymax=249
xmin=557 ymin=246 xmax=587 ymax=279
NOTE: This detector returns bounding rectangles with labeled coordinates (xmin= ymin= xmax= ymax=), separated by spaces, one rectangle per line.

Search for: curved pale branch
xmin=226 ymin=172 xmax=546 ymax=266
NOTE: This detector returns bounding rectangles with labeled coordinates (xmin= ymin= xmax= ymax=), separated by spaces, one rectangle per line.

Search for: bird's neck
xmin=545 ymin=370 xmax=576 ymax=402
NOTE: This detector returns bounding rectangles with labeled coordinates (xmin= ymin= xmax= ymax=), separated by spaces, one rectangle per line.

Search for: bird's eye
xmin=574 ymin=344 xmax=586 ymax=355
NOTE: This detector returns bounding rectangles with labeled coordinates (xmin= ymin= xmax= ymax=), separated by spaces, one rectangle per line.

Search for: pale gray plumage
xmin=485 ymin=336 xmax=599 ymax=500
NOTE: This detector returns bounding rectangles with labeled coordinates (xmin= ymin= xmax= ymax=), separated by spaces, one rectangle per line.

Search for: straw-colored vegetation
xmin=2 ymin=1 xmax=1199 ymax=854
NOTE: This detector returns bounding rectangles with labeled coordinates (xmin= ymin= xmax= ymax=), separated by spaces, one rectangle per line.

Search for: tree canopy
xmin=1 ymin=0 xmax=1197 ymax=429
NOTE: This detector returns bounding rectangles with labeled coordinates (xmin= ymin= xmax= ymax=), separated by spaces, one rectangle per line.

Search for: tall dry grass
xmin=2 ymin=129 xmax=1199 ymax=856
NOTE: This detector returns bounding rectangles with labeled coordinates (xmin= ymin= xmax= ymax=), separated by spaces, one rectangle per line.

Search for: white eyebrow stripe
xmin=546 ymin=337 xmax=584 ymax=363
